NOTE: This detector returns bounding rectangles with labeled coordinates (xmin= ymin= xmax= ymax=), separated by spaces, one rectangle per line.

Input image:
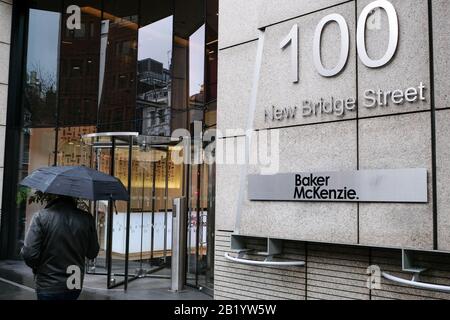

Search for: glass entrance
xmin=82 ymin=132 xmax=184 ymax=289
xmin=186 ymin=161 xmax=215 ymax=293
xmin=4 ymin=0 xmax=218 ymax=295
xmin=82 ymin=133 xmax=136 ymax=289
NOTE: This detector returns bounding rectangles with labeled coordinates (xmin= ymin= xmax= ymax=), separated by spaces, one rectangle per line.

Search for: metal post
xmin=106 ymin=137 xmax=115 ymax=289
xmin=150 ymin=161 xmax=157 ymax=261
xmin=124 ymin=137 xmax=133 ymax=290
xmin=171 ymin=197 xmax=187 ymax=292
xmin=163 ymin=148 xmax=169 ymax=263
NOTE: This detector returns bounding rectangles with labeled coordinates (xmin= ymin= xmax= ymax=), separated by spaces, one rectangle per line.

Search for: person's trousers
xmin=36 ymin=290 xmax=81 ymax=300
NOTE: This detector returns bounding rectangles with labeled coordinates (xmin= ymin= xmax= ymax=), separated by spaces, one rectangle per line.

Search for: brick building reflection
xmin=137 ymin=57 xmax=171 ymax=137
xmin=59 ymin=10 xmax=100 ymax=127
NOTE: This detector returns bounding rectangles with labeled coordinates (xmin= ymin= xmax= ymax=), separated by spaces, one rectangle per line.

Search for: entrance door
xmin=83 ymin=133 xmax=135 ymax=289
xmin=131 ymin=146 xmax=174 ymax=278
xmin=82 ymin=133 xmax=184 ymax=289
xmin=186 ymin=161 xmax=215 ymax=293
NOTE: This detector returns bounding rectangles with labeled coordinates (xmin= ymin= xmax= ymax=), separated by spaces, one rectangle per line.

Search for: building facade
xmin=1 ymin=0 xmax=450 ymax=300
xmin=0 ymin=0 xmax=218 ymax=293
xmin=214 ymin=0 xmax=450 ymax=300
xmin=0 ymin=0 xmax=11 ymax=241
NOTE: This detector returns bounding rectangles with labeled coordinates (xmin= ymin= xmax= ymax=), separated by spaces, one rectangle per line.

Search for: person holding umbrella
xmin=19 ymin=166 xmax=129 ymax=300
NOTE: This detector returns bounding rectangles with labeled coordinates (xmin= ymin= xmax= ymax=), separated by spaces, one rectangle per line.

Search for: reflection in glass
xmin=56 ymin=126 xmax=95 ymax=166
xmin=16 ymin=128 xmax=56 ymax=253
xmin=189 ymin=24 xmax=206 ymax=123
xmin=201 ymin=0 xmax=218 ymax=292
xmin=97 ymin=0 xmax=139 ymax=132
xmin=205 ymin=0 xmax=218 ymax=128
xmin=23 ymin=8 xmax=61 ymax=127
xmin=15 ymin=2 xmax=62 ymax=257
xmin=59 ymin=1 xmax=101 ymax=127
xmin=137 ymin=15 xmax=173 ymax=137
xmin=12 ymin=0 xmax=218 ymax=294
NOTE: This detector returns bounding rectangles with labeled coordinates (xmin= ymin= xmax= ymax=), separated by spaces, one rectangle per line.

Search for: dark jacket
xmin=21 ymin=198 xmax=99 ymax=293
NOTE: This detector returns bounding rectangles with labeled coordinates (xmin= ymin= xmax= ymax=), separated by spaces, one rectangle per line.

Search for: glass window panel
xmin=172 ymin=0 xmax=205 ymax=133
xmin=137 ymin=6 xmax=173 ymax=137
xmin=15 ymin=128 xmax=56 ymax=255
xmin=23 ymin=5 xmax=61 ymax=127
xmin=205 ymin=0 xmax=218 ymax=105
xmin=14 ymin=0 xmax=61 ymax=258
xmin=189 ymin=24 xmax=205 ymax=109
xmin=173 ymin=0 xmax=206 ymax=288
xmin=56 ymin=126 xmax=96 ymax=166
xmin=97 ymin=0 xmax=139 ymax=132
xmin=59 ymin=0 xmax=101 ymax=127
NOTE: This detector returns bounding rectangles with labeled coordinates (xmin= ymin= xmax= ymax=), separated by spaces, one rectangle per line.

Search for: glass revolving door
xmin=82 ymin=132 xmax=136 ymax=289
xmin=81 ymin=132 xmax=182 ymax=289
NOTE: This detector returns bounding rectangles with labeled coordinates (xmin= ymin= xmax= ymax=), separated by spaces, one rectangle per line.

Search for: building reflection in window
xmin=23 ymin=7 xmax=60 ymax=128
xmin=97 ymin=0 xmax=138 ymax=132
xmin=16 ymin=2 xmax=62 ymax=251
xmin=137 ymin=14 xmax=173 ymax=137
xmin=189 ymin=24 xmax=205 ymax=123
xmin=59 ymin=0 xmax=101 ymax=127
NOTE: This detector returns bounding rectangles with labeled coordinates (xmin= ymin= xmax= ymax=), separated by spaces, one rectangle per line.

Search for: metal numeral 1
xmin=280 ymin=24 xmax=299 ymax=83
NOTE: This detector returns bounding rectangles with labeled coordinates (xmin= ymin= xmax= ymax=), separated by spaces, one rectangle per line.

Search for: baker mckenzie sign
xmin=248 ymin=169 xmax=428 ymax=203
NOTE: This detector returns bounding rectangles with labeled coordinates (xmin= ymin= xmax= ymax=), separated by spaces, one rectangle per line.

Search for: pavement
xmin=0 ymin=260 xmax=212 ymax=300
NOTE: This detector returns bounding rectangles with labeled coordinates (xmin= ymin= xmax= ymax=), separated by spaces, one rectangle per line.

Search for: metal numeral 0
xmin=313 ymin=13 xmax=350 ymax=77
xmin=357 ymin=0 xmax=398 ymax=68
xmin=280 ymin=24 xmax=299 ymax=83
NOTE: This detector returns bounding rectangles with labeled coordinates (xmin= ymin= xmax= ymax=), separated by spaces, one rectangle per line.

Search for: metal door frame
xmin=82 ymin=132 xmax=138 ymax=290
xmin=82 ymin=132 xmax=180 ymax=290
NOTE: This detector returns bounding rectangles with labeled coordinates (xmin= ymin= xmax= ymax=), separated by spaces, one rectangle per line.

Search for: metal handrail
xmin=224 ymin=252 xmax=305 ymax=267
xmin=382 ymin=272 xmax=450 ymax=292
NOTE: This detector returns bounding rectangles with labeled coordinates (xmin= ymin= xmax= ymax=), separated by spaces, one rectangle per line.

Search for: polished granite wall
xmin=215 ymin=0 xmax=450 ymax=300
xmin=217 ymin=0 xmax=450 ymax=251
xmin=0 ymin=0 xmax=12 ymax=225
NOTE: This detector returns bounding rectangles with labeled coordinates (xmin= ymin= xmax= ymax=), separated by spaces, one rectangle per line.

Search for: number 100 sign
xmin=280 ymin=0 xmax=399 ymax=83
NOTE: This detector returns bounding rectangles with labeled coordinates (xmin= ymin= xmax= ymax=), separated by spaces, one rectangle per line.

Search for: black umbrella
xmin=20 ymin=166 xmax=129 ymax=201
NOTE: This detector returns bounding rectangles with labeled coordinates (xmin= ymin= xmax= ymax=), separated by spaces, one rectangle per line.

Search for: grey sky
xmin=27 ymin=9 xmax=61 ymax=83
xmin=138 ymin=15 xmax=173 ymax=69
xmin=138 ymin=16 xmax=205 ymax=96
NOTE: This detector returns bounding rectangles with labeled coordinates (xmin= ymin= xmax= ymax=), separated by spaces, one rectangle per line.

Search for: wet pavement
xmin=0 ymin=260 xmax=212 ymax=300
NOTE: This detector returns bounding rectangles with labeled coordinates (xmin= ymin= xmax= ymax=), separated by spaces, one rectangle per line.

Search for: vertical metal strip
xmin=355 ymin=0 xmax=360 ymax=245
xmin=195 ymin=164 xmax=201 ymax=285
xmin=106 ymin=136 xmax=115 ymax=288
xmin=427 ymin=0 xmax=438 ymax=250
xmin=140 ymin=167 xmax=144 ymax=265
xmin=151 ymin=161 xmax=157 ymax=260
xmin=163 ymin=148 xmax=169 ymax=263
xmin=234 ymin=30 xmax=266 ymax=234
xmin=124 ymin=137 xmax=133 ymax=290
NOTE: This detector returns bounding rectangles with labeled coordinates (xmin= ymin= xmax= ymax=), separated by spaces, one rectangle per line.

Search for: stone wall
xmin=215 ymin=0 xmax=450 ymax=299
xmin=0 ymin=0 xmax=12 ymax=227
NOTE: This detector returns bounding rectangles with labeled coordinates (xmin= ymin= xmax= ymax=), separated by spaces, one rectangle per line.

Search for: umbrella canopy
xmin=20 ymin=166 xmax=129 ymax=201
